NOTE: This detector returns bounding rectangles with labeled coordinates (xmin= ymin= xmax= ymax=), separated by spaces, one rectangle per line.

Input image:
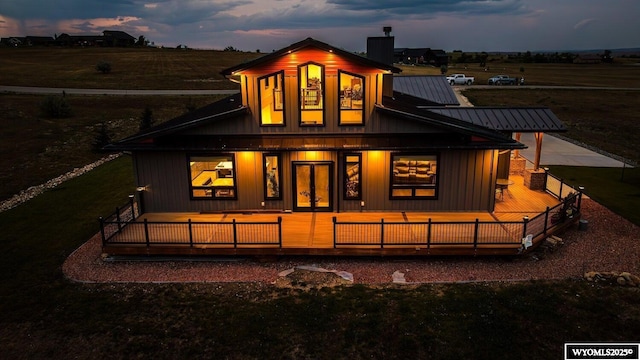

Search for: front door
xmin=293 ymin=162 xmax=333 ymax=212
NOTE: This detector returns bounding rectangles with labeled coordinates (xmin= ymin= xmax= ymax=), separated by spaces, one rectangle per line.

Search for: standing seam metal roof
xmin=392 ymin=75 xmax=460 ymax=106
xmin=421 ymin=107 xmax=566 ymax=132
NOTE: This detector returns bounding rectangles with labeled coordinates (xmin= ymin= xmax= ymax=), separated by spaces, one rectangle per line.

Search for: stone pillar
xmin=509 ymin=156 xmax=527 ymax=176
xmin=524 ymin=168 xmax=546 ymax=190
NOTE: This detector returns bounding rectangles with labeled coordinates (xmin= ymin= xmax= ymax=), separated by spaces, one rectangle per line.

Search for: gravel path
xmin=62 ymin=199 xmax=639 ymax=285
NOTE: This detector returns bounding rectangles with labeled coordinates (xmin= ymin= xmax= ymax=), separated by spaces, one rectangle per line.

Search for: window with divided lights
xmin=390 ymin=154 xmax=438 ymax=199
xmin=258 ymin=71 xmax=285 ymax=125
xmin=189 ymin=155 xmax=237 ymax=199
xmin=344 ymin=154 xmax=361 ymax=199
xmin=298 ymin=62 xmax=324 ymax=126
xmin=339 ymin=71 xmax=364 ymax=125
xmin=263 ymin=154 xmax=282 ymax=200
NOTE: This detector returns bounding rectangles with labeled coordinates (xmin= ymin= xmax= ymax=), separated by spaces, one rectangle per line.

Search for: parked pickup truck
xmin=446 ymin=74 xmax=474 ymax=85
xmin=487 ymin=74 xmax=517 ymax=85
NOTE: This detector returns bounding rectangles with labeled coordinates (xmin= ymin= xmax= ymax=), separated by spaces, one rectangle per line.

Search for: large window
xmin=344 ymin=154 xmax=361 ymax=199
xmin=189 ymin=155 xmax=237 ymax=199
xmin=258 ymin=71 xmax=285 ymax=125
xmin=390 ymin=154 xmax=438 ymax=199
xmin=298 ymin=62 xmax=324 ymax=126
xmin=339 ymin=71 xmax=364 ymax=125
xmin=263 ymin=154 xmax=282 ymax=200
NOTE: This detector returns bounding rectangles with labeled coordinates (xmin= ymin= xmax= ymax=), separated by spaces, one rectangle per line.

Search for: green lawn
xmin=548 ymin=166 xmax=640 ymax=226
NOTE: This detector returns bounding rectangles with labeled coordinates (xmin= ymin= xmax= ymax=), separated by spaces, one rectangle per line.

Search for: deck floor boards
xmin=105 ymin=175 xmax=576 ymax=256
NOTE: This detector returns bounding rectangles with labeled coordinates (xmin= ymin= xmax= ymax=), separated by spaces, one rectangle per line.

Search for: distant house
xmin=56 ymin=33 xmax=103 ymax=47
xmin=25 ymin=36 xmax=55 ymax=46
xmin=394 ymin=48 xmax=449 ymax=67
xmin=0 ymin=37 xmax=24 ymax=46
xmin=573 ymin=54 xmax=602 ymax=64
xmin=103 ymin=30 xmax=136 ymax=47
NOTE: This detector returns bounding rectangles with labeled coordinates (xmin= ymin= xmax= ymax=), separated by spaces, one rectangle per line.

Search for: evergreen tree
xmin=139 ymin=106 xmax=155 ymax=130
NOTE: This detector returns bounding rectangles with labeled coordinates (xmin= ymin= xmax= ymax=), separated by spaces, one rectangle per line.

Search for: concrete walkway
xmin=518 ymin=133 xmax=630 ymax=168
xmin=453 ymin=89 xmax=630 ymax=168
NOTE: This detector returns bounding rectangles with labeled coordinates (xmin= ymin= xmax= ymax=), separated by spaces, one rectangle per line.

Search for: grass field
xmin=1 ymin=48 xmax=639 ymax=358
xmin=0 ymin=93 xmax=221 ymax=200
xmin=0 ymin=47 xmax=261 ymax=89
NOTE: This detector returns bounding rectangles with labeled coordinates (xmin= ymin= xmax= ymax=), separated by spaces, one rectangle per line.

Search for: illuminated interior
xmin=189 ymin=155 xmax=236 ymax=198
xmin=259 ymin=71 xmax=284 ymax=125
xmin=391 ymin=154 xmax=438 ymax=198
xmin=339 ymin=71 xmax=364 ymax=125
xmin=264 ymin=154 xmax=281 ymax=199
xmin=299 ymin=63 xmax=324 ymax=125
xmin=344 ymin=154 xmax=361 ymax=199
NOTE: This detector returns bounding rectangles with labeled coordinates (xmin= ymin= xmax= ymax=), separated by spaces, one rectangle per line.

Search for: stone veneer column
xmin=524 ymin=168 xmax=546 ymax=190
xmin=509 ymin=156 xmax=527 ymax=176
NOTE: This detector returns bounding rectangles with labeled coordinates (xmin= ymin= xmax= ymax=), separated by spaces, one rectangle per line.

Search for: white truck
xmin=446 ymin=73 xmax=474 ymax=85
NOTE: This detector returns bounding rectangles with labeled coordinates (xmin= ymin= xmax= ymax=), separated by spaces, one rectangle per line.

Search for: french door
xmin=292 ymin=162 xmax=333 ymax=212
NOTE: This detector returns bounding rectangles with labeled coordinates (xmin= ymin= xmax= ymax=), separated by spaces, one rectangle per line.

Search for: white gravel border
xmin=0 ymin=153 xmax=121 ymax=213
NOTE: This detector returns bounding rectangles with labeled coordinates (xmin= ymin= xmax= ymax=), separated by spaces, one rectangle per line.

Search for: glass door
xmin=293 ymin=162 xmax=333 ymax=211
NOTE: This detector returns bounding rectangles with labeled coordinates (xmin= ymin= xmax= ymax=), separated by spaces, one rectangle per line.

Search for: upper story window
xmin=258 ymin=71 xmax=285 ymax=126
xmin=298 ymin=62 xmax=324 ymax=126
xmin=339 ymin=70 xmax=365 ymax=125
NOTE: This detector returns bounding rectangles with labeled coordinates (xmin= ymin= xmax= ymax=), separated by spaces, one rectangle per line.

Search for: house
xmin=394 ymin=48 xmax=449 ymax=67
xmin=103 ymin=37 xmax=577 ymax=256
xmin=102 ymin=30 xmax=136 ymax=47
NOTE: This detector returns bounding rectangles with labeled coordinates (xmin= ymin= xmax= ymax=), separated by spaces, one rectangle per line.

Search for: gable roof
xmin=393 ymin=76 xmax=460 ymax=106
xmin=221 ymin=37 xmax=402 ymax=76
xmin=422 ymin=107 xmax=566 ymax=133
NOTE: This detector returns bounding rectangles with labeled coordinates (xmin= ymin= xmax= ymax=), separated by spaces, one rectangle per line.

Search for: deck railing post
xmin=577 ymin=186 xmax=584 ymax=212
xmin=473 ymin=218 xmax=479 ymax=249
xmin=99 ymin=217 xmax=106 ymax=246
xmin=144 ymin=218 xmax=150 ymax=247
xmin=188 ymin=219 xmax=193 ymax=247
xmin=380 ymin=219 xmax=384 ymax=248
xmin=522 ymin=216 xmax=529 ymax=239
xmin=129 ymin=194 xmax=136 ymax=221
xmin=278 ymin=217 xmax=283 ymax=248
xmin=543 ymin=206 xmax=550 ymax=235
xmin=427 ymin=218 xmax=432 ymax=250
xmin=116 ymin=206 xmax=122 ymax=231
xmin=332 ymin=216 xmax=337 ymax=248
xmin=559 ymin=179 xmax=564 ymax=199
xmin=233 ymin=219 xmax=238 ymax=248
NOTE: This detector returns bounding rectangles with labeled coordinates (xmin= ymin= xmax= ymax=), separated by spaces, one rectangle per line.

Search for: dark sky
xmin=1 ymin=0 xmax=638 ymax=52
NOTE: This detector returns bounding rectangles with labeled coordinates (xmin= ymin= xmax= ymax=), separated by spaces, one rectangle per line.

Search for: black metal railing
xmin=100 ymin=173 xmax=582 ymax=254
xmin=333 ymin=190 xmax=583 ymax=251
xmin=102 ymin=217 xmax=282 ymax=248
xmin=99 ymin=197 xmax=282 ymax=248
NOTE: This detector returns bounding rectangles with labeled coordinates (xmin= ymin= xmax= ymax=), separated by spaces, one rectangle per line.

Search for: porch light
xmin=136 ymin=186 xmax=147 ymax=192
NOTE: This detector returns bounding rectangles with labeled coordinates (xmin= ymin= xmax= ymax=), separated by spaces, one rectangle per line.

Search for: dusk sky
xmin=1 ymin=0 xmax=638 ymax=53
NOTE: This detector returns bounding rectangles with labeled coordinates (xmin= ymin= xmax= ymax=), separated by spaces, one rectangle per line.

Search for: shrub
xmin=40 ymin=95 xmax=72 ymax=118
xmin=139 ymin=106 xmax=155 ymax=130
xmin=91 ymin=122 xmax=113 ymax=152
xmin=96 ymin=60 xmax=112 ymax=74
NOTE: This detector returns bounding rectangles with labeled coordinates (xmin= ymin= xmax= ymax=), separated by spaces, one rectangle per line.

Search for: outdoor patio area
xmin=101 ymin=174 xmax=582 ymax=257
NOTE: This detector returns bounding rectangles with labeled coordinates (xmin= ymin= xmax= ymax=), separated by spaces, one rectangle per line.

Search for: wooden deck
xmin=102 ymin=175 xmax=576 ymax=257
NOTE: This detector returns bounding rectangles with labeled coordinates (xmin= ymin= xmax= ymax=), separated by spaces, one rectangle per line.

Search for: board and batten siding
xmin=134 ymin=148 xmax=497 ymax=213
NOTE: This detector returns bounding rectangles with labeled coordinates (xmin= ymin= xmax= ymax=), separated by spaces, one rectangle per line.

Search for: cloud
xmin=574 ymin=18 xmax=596 ymax=30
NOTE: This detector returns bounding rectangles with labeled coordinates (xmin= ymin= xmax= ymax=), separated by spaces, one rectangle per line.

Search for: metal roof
xmin=393 ymin=76 xmax=460 ymax=106
xmin=422 ymin=107 xmax=566 ymax=133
